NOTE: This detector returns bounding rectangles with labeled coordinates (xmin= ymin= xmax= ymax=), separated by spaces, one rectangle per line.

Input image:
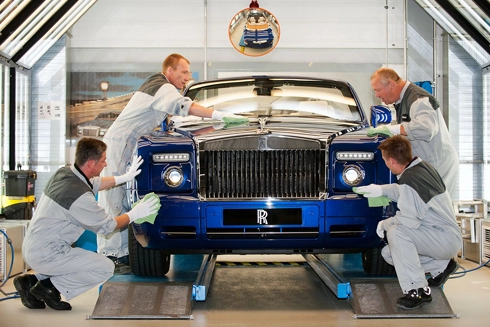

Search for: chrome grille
xmin=200 ymin=149 xmax=324 ymax=199
xmin=81 ymin=128 xmax=99 ymax=136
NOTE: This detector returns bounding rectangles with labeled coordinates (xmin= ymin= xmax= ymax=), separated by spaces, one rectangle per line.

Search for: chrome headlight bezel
xmin=342 ymin=164 xmax=365 ymax=186
xmin=163 ymin=167 xmax=184 ymax=187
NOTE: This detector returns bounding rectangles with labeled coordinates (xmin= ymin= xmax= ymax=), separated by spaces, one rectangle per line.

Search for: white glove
xmin=114 ymin=156 xmax=143 ymax=185
xmin=126 ymin=196 xmax=160 ymax=223
xmin=376 ymin=221 xmax=385 ymax=239
xmin=386 ymin=124 xmax=401 ymax=135
xmin=354 ymin=184 xmax=382 ymax=198
xmin=211 ymin=110 xmax=226 ymax=121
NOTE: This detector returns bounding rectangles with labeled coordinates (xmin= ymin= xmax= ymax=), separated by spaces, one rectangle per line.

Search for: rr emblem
xmin=257 ymin=210 xmax=269 ymax=224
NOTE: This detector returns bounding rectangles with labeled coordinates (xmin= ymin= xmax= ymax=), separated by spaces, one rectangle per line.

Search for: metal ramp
xmin=88 ymin=281 xmax=194 ymax=320
xmin=304 ymin=254 xmax=458 ymax=319
xmin=350 ymin=279 xmax=458 ymax=319
xmin=88 ymin=254 xmax=217 ymax=320
xmin=89 ymin=253 xmax=458 ymax=319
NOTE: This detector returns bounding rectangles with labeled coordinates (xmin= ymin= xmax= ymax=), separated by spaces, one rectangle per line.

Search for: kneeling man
xmin=356 ymin=135 xmax=461 ymax=309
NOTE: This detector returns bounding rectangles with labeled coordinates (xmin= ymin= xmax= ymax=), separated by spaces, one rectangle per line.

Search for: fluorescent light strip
xmin=18 ymin=0 xmax=98 ymax=68
xmin=0 ymin=0 xmax=29 ymax=32
xmin=420 ymin=0 xmax=488 ymax=64
xmin=2 ymin=1 xmax=65 ymax=55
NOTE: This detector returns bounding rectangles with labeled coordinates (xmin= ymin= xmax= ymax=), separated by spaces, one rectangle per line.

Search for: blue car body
xmin=129 ymin=76 xmax=395 ymax=276
xmin=242 ymin=9 xmax=274 ymax=48
xmin=243 ymin=28 xmax=274 ymax=48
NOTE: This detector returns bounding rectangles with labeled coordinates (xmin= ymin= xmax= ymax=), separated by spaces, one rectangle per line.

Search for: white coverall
xmin=97 ymin=73 xmax=192 ymax=258
xmin=395 ymin=82 xmax=459 ymax=197
xmin=378 ymin=157 xmax=462 ymax=293
xmin=23 ymin=165 xmax=116 ymax=301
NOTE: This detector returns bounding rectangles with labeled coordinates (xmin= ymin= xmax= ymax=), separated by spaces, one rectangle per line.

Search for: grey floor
xmin=1 ymin=254 xmax=489 ymax=327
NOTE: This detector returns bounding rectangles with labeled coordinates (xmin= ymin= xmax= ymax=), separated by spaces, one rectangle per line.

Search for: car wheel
xmin=362 ymin=246 xmax=396 ymax=276
xmin=128 ymin=224 xmax=171 ymax=276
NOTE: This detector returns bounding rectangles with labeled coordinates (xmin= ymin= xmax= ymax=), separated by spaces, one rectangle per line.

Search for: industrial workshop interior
xmin=1 ymin=0 xmax=490 ymax=326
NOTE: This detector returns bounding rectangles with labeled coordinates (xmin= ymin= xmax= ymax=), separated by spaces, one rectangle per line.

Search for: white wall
xmin=68 ymin=0 xmax=406 ymax=113
xmin=69 ymin=0 xmax=405 ymax=67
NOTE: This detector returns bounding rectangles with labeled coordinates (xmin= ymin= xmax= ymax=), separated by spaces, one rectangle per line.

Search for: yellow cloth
xmin=132 ymin=192 xmax=161 ymax=224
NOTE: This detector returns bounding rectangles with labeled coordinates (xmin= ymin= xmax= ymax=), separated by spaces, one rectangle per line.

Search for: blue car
xmin=242 ymin=10 xmax=274 ymax=48
xmin=129 ymin=76 xmax=396 ymax=277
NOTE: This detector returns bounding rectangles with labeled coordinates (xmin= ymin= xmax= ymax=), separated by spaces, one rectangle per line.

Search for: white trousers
xmin=381 ymin=223 xmax=461 ymax=293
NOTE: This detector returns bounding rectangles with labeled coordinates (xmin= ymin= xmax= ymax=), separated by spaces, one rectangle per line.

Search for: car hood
xmin=171 ymin=117 xmax=367 ymax=143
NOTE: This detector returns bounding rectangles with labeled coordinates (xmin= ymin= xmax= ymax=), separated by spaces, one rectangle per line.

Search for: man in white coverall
xmin=356 ymin=135 xmax=461 ymax=309
xmin=368 ymin=67 xmax=459 ymax=197
xmin=13 ymin=138 xmax=159 ymax=310
xmin=97 ymin=53 xmax=246 ymax=264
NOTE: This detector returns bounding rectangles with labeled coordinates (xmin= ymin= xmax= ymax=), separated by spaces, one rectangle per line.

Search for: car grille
xmin=80 ymin=128 xmax=99 ymax=136
xmin=200 ymin=149 xmax=324 ymax=199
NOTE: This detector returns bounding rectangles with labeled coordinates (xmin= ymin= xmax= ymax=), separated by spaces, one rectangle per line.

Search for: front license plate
xmin=223 ymin=208 xmax=302 ymax=226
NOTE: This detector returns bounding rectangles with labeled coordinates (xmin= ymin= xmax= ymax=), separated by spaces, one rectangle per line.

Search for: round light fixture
xmin=342 ymin=165 xmax=364 ymax=186
xmin=164 ymin=167 xmax=184 ymax=187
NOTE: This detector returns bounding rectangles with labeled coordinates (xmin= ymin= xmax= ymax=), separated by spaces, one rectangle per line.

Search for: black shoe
xmin=428 ymin=259 xmax=459 ymax=288
xmin=30 ymin=281 xmax=72 ymax=310
xmin=397 ymin=287 xmax=432 ymax=309
xmin=108 ymin=255 xmax=129 ymax=265
xmin=13 ymin=275 xmax=46 ymax=309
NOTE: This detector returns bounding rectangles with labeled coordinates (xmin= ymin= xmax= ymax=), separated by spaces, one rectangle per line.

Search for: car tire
xmin=362 ymin=246 xmax=396 ymax=276
xmin=128 ymin=224 xmax=171 ymax=277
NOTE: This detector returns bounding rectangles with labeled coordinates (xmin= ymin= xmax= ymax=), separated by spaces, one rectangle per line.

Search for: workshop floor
xmin=1 ymin=254 xmax=489 ymax=327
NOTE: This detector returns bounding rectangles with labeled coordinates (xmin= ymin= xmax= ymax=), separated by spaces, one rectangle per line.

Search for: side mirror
xmin=370 ymin=105 xmax=392 ymax=127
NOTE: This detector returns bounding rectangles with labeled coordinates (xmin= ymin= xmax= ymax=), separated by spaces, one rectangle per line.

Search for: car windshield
xmin=185 ymin=78 xmax=363 ymax=123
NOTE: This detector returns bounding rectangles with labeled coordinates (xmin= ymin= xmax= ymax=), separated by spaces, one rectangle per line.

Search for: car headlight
xmin=342 ymin=165 xmax=364 ymax=186
xmin=163 ymin=167 xmax=184 ymax=187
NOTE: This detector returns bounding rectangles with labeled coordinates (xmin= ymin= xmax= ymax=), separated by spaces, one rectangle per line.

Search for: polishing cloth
xmin=222 ymin=116 xmax=249 ymax=127
xmin=352 ymin=187 xmax=391 ymax=207
xmin=366 ymin=126 xmax=392 ymax=138
xmin=132 ymin=192 xmax=161 ymax=224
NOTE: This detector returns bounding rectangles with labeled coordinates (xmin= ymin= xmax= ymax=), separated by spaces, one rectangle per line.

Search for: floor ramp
xmin=88 ymin=281 xmax=194 ymax=320
xmin=349 ymin=279 xmax=458 ymax=319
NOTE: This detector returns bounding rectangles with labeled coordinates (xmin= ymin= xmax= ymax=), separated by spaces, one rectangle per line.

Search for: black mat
xmin=88 ymin=282 xmax=193 ymax=320
xmin=349 ymin=279 xmax=458 ymax=319
xmin=194 ymin=265 xmax=349 ymax=311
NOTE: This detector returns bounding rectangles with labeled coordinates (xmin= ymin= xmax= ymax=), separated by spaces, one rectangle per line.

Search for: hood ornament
xmin=257 ymin=117 xmax=270 ymax=134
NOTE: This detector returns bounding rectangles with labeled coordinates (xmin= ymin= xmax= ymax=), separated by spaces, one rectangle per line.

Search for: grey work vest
xmin=394 ymin=83 xmax=439 ymax=123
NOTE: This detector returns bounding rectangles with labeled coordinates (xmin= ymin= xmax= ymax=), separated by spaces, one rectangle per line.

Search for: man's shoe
xmin=396 ymin=287 xmax=432 ymax=309
xmin=30 ymin=281 xmax=72 ymax=310
xmin=13 ymin=275 xmax=45 ymax=309
xmin=428 ymin=259 xmax=459 ymax=288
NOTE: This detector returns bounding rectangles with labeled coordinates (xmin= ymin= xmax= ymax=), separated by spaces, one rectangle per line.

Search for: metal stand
xmin=303 ymin=254 xmax=350 ymax=299
xmin=192 ymin=254 xmax=217 ymax=301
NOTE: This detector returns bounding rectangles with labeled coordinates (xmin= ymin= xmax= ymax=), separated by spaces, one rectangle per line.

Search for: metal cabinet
xmin=0 ymin=220 xmax=30 ymax=281
xmin=453 ymin=200 xmax=488 ymax=264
